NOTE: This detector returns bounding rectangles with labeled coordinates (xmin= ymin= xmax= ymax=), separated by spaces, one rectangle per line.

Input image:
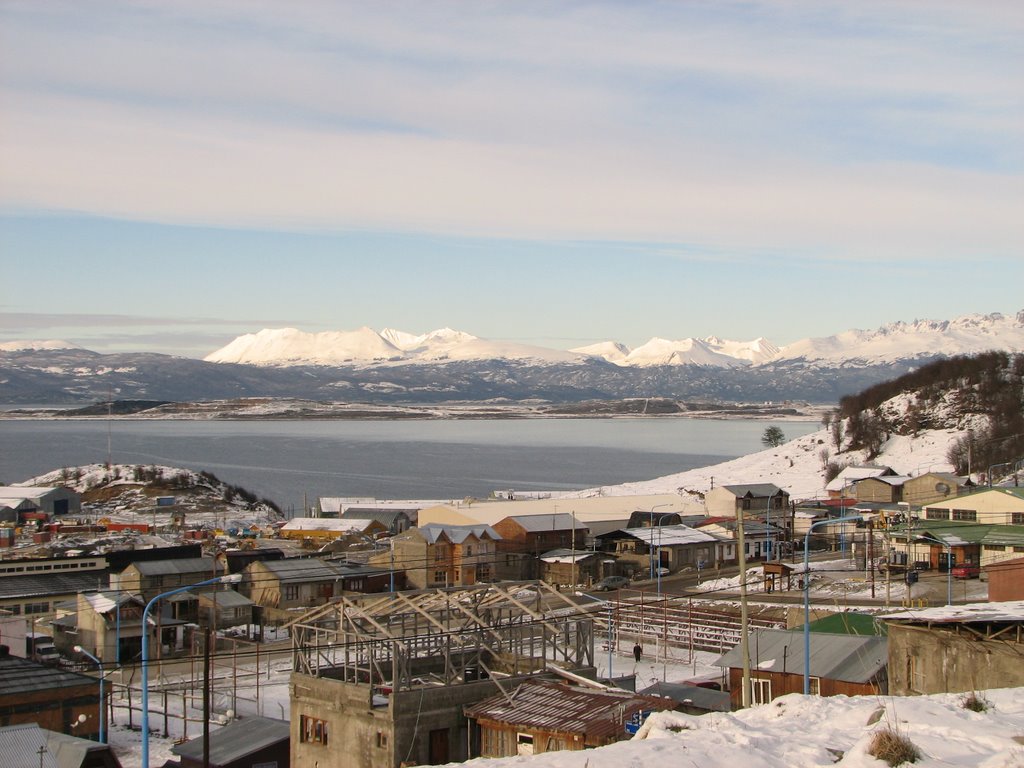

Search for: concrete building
xmin=882 ymin=602 xmax=1024 ymax=695
xmin=287 ymin=582 xmax=600 ymax=768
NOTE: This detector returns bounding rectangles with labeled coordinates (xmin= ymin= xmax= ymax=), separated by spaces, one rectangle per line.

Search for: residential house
xmin=385 ymin=524 xmax=501 ymax=589
xmin=464 ymin=679 xmax=675 ymax=757
xmin=853 ymin=475 xmax=909 ymax=504
xmin=0 ymin=723 xmax=122 ymax=768
xmin=0 ymin=649 xmax=103 ymax=737
xmin=902 ymin=472 xmax=966 ymax=507
xmin=596 ymin=525 xmax=733 ymax=575
xmin=171 ymin=715 xmax=290 ymax=768
xmin=985 ymin=557 xmax=1024 ymax=601
xmin=715 ymin=628 xmax=888 ymax=707
xmin=704 ymin=483 xmax=789 ymax=519
xmin=695 ymin=518 xmax=784 ymax=560
xmin=491 ymin=513 xmax=589 ymax=578
xmin=826 ymin=466 xmax=897 ymax=500
xmin=114 ymin=557 xmax=223 ymax=603
xmin=882 ymin=602 xmax=1024 ymax=695
xmin=241 ymin=558 xmax=402 ymax=615
xmin=921 ymin=487 xmax=1024 ymax=527
xmin=0 ymin=567 xmax=107 ymax=622
xmin=51 ymin=591 xmax=149 ymax=663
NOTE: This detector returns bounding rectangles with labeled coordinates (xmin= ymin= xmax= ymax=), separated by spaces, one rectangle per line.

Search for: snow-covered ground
xmin=560 ymin=424 xmax=963 ymax=503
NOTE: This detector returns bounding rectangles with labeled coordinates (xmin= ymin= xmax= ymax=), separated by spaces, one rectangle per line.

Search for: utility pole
xmin=736 ymin=507 xmax=752 ymax=708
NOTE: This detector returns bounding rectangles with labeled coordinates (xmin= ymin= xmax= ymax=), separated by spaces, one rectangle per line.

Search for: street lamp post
xmin=910 ymin=534 xmax=953 ymax=606
xmin=72 ymin=645 xmax=105 ymax=743
xmin=802 ymin=515 xmax=862 ymax=695
xmin=141 ymin=574 xmax=241 ymax=768
xmin=648 ymin=504 xmax=673 ymax=580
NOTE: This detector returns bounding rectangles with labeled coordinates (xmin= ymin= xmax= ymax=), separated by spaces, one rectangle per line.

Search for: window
xmin=434 ymin=545 xmax=447 ymax=562
xmin=1012 ymin=513 xmax=1024 ymax=525
xmin=24 ymin=602 xmax=49 ymax=614
xmin=464 ymin=545 xmax=473 ymax=556
xmin=376 ymin=731 xmax=388 ymax=748
xmin=925 ymin=508 xmax=949 ymax=520
xmin=951 ymin=509 xmax=977 ymax=522
xmin=516 ymin=733 xmax=534 ymax=756
xmin=433 ymin=570 xmax=447 ymax=584
xmin=283 ymin=585 xmax=300 ymax=601
xmin=751 ymin=678 xmax=772 ymax=705
xmin=808 ymin=677 xmax=821 ymax=696
xmin=985 ymin=545 xmax=1006 ymax=552
xmin=300 ymin=715 xmax=329 ymax=745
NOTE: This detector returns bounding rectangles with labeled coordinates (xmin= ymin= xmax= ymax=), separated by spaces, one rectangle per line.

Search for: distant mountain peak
xmin=0 ymin=339 xmax=82 ymax=352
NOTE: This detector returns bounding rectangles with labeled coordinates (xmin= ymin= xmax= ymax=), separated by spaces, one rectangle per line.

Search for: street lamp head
xmin=219 ymin=573 xmax=242 ymax=584
xmin=73 ymin=645 xmax=83 ymax=654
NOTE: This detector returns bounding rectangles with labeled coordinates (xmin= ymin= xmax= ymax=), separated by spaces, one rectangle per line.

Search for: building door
xmin=429 ymin=728 xmax=449 ymax=764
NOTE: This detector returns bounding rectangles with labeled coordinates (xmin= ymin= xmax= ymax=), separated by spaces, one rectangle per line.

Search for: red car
xmin=952 ymin=563 xmax=980 ymax=579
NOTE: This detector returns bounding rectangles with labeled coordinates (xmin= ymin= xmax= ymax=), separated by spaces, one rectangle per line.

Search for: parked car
xmin=592 ymin=575 xmax=630 ymax=592
xmin=952 ymin=563 xmax=981 ymax=579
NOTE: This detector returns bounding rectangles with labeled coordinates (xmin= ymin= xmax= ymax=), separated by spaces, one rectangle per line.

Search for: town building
xmin=384 ymin=524 xmax=501 ymax=589
xmin=704 ymin=483 xmax=789 ymax=519
xmin=0 ymin=649 xmax=103 ymax=737
xmin=171 ymin=715 xmax=290 ymax=768
xmin=596 ymin=524 xmax=732 ymax=575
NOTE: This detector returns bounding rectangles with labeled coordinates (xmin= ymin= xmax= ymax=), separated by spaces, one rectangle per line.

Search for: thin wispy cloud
xmin=1 ymin=1 xmax=1020 ymax=263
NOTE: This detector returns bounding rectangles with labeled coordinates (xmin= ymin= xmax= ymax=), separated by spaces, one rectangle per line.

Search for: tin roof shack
xmin=715 ymin=628 xmax=887 ymax=707
xmin=0 ymin=649 xmax=103 ymax=738
xmin=464 ymin=678 xmax=674 ymax=758
xmin=287 ymin=581 xmax=601 ymax=768
xmin=538 ymin=550 xmax=610 ymax=588
xmin=0 ymin=723 xmax=122 ymax=768
xmin=881 ymin=601 xmax=1024 ymax=695
xmin=171 ymin=716 xmax=290 ymax=768
xmin=637 ymin=681 xmax=732 ymax=715
xmin=986 ymin=557 xmax=1024 ymax=601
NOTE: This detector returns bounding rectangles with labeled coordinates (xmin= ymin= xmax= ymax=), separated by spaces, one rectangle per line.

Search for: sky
xmin=1 ymin=1 xmax=1022 ymax=359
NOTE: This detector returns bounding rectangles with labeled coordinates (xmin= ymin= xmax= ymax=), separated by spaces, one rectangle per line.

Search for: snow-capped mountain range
xmin=202 ymin=310 xmax=1024 ymax=368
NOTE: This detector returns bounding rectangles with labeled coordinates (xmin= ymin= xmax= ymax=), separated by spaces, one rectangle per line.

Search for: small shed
xmin=0 ymin=722 xmax=122 ymax=768
xmin=762 ymin=562 xmax=794 ymax=593
xmin=171 ymin=715 xmax=290 ymax=768
xmin=464 ymin=678 xmax=674 ymax=757
xmin=985 ymin=557 xmax=1024 ymax=602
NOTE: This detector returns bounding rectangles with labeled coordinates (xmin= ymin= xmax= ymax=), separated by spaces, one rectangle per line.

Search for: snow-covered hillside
xmin=567 ymin=422 xmax=962 ymax=503
xmin=0 ymin=339 xmax=81 ymax=351
xmin=202 ymin=310 xmax=1024 ymax=369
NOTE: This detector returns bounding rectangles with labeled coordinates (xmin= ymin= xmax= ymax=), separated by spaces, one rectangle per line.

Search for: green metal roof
xmin=806 ymin=612 xmax=888 ymax=636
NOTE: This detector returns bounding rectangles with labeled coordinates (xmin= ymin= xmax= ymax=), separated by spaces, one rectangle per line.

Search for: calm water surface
xmin=0 ymin=418 xmax=818 ymax=512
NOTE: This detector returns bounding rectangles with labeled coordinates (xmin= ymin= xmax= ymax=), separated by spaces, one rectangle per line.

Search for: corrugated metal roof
xmin=714 ymin=629 xmax=887 ymax=684
xmin=0 ymin=724 xmax=59 ymax=768
xmin=721 ymin=483 xmax=784 ymax=498
xmin=197 ymin=589 xmax=252 ymax=608
xmin=465 ymin=680 xmax=673 ymax=741
xmin=171 ymin=716 xmax=290 ymax=764
xmin=129 ymin=557 xmax=219 ymax=577
xmin=539 ymin=549 xmax=600 ymax=564
xmin=258 ymin=558 xmax=344 ymax=583
xmin=881 ymin=599 xmax=1024 ymax=624
xmin=282 ymin=517 xmax=376 ymax=532
xmin=502 ymin=513 xmax=586 ymax=532
xmin=0 ymin=571 xmax=106 ymax=600
xmin=0 ymin=656 xmax=100 ymax=697
xmin=638 ymin=682 xmax=731 ymax=712
xmin=615 ymin=524 xmax=725 ymax=546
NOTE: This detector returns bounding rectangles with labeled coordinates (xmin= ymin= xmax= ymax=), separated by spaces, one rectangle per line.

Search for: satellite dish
xmin=935 ymin=482 xmax=951 ymax=496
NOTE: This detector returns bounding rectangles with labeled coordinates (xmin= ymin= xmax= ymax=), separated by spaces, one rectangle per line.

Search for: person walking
xmin=633 ymin=642 xmax=642 ymax=662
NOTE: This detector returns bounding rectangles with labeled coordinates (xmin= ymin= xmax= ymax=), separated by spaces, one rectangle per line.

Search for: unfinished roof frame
xmin=289 ymin=581 xmax=597 ymax=691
